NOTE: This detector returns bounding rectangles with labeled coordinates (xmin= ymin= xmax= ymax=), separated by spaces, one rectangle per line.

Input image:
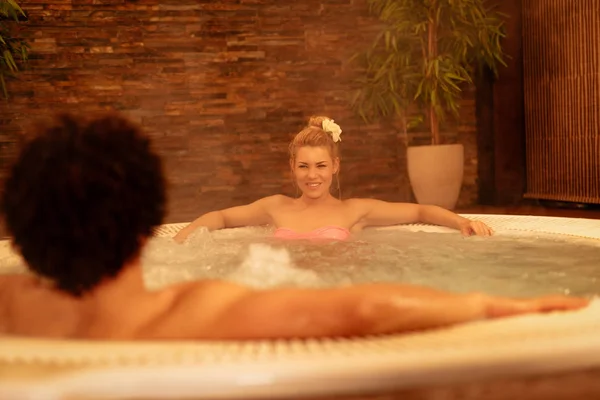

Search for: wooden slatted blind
xmin=522 ymin=0 xmax=600 ymax=204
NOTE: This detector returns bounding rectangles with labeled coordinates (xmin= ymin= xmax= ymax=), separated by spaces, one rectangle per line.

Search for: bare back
xmin=0 ymin=273 xmax=286 ymax=340
xmin=0 ymin=274 xmax=83 ymax=337
xmin=0 ymin=273 xmax=363 ymax=341
xmin=0 ymin=274 xmax=223 ymax=340
xmin=0 ymin=271 xmax=588 ymax=341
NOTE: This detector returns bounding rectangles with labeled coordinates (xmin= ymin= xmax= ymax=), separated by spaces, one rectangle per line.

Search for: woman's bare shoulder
xmin=341 ymin=197 xmax=376 ymax=209
xmin=259 ymin=194 xmax=295 ymax=207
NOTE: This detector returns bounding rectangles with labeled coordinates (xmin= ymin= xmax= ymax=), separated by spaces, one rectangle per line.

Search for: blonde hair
xmin=288 ymin=116 xmax=340 ymax=163
xmin=289 ymin=116 xmax=342 ymax=198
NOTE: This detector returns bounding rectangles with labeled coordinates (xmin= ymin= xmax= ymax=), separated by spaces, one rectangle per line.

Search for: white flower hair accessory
xmin=322 ymin=119 xmax=342 ymax=143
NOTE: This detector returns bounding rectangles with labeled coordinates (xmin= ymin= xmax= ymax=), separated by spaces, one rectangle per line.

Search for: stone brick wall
xmin=0 ymin=0 xmax=478 ymax=229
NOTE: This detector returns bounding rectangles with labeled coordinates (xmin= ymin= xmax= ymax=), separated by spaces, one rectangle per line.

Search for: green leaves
xmin=0 ymin=0 xmax=25 ymax=20
xmin=0 ymin=0 xmax=29 ymax=99
xmin=351 ymin=0 xmax=506 ymax=143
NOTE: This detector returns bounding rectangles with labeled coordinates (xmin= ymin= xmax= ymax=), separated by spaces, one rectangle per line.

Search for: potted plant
xmin=352 ymin=0 xmax=506 ymax=209
xmin=1 ymin=0 xmax=29 ymax=99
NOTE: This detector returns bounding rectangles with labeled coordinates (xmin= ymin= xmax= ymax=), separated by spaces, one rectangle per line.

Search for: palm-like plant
xmin=0 ymin=0 xmax=29 ymax=99
xmin=352 ymin=0 xmax=506 ymax=145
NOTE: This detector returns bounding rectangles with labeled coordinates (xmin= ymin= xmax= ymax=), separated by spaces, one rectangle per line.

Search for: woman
xmin=174 ymin=116 xmax=493 ymax=243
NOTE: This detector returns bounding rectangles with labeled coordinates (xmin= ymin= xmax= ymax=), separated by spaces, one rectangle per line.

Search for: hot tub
xmin=0 ymin=214 xmax=599 ymax=400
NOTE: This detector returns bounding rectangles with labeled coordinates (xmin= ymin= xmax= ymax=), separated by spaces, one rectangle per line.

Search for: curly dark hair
xmin=0 ymin=113 xmax=166 ymax=296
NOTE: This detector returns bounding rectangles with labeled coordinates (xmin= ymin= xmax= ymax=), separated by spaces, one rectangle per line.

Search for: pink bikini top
xmin=273 ymin=226 xmax=351 ymax=241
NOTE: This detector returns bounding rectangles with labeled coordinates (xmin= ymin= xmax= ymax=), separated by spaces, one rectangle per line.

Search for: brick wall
xmin=0 ymin=0 xmax=479 ymax=229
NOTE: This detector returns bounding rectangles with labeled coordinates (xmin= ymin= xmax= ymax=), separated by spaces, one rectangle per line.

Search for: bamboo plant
xmin=352 ymin=0 xmax=506 ymax=145
xmin=0 ymin=0 xmax=28 ymax=99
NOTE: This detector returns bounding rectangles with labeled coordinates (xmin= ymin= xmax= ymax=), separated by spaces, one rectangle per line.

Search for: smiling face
xmin=291 ymin=146 xmax=339 ymax=200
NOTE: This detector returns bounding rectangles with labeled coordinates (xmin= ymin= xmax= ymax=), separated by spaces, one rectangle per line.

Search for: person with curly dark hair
xmin=0 ymin=113 xmax=589 ymax=340
xmin=2 ymin=113 xmax=166 ymax=297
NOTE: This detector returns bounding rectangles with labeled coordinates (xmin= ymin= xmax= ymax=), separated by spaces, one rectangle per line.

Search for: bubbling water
xmin=140 ymin=226 xmax=600 ymax=297
xmin=0 ymin=227 xmax=598 ymax=297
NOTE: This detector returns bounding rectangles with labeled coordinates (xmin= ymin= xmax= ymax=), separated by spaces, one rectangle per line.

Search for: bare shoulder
xmin=342 ymin=198 xmax=387 ymax=228
xmin=145 ymin=279 xmax=254 ymax=339
xmin=343 ymin=197 xmax=372 ymax=206
xmin=261 ymin=194 xmax=293 ymax=205
xmin=257 ymin=194 xmax=294 ymax=209
xmin=175 ymin=279 xmax=251 ymax=304
xmin=0 ymin=274 xmax=36 ymax=320
xmin=342 ymin=197 xmax=380 ymax=212
xmin=0 ymin=273 xmax=36 ymax=291
xmin=0 ymin=273 xmax=70 ymax=304
xmin=344 ymin=197 xmax=414 ymax=210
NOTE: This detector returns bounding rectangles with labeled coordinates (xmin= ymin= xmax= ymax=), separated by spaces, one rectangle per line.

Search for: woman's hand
xmin=458 ymin=219 xmax=494 ymax=237
xmin=173 ymin=228 xmax=190 ymax=244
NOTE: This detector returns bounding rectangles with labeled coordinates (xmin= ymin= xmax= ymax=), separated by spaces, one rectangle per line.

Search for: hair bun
xmin=307 ymin=116 xmax=330 ymax=128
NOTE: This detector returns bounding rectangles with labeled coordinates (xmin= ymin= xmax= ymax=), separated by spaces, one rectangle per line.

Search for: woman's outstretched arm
xmin=173 ymin=195 xmax=286 ymax=243
xmin=348 ymin=199 xmax=493 ymax=236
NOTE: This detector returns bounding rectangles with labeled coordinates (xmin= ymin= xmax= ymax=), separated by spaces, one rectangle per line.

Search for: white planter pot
xmin=406 ymin=144 xmax=464 ymax=210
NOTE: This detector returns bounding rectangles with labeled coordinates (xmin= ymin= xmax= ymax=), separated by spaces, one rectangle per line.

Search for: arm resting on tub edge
xmin=173 ymin=195 xmax=283 ymax=243
xmin=142 ymin=280 xmax=590 ymax=340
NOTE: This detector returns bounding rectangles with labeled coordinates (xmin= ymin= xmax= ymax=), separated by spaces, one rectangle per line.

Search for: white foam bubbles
xmin=226 ymin=243 xmax=324 ymax=289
